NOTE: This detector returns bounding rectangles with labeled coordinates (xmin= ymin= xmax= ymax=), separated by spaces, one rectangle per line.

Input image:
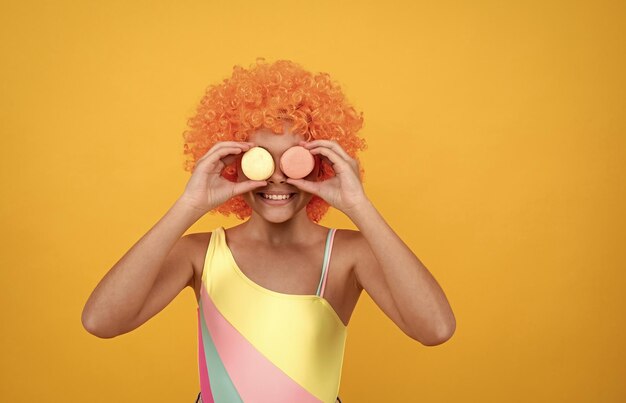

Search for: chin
xmin=261 ymin=214 xmax=294 ymax=224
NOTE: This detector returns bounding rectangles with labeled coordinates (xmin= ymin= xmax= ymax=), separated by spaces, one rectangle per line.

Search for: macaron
xmin=241 ymin=146 xmax=275 ymax=180
xmin=280 ymin=145 xmax=315 ymax=179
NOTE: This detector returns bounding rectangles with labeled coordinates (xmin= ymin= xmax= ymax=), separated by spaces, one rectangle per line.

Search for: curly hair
xmin=182 ymin=58 xmax=367 ymax=223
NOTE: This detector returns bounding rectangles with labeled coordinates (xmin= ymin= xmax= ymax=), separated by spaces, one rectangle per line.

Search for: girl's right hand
xmin=179 ymin=141 xmax=267 ymax=214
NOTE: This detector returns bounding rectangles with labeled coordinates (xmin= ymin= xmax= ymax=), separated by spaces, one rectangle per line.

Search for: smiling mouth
xmin=256 ymin=193 xmax=298 ymax=206
xmin=257 ymin=192 xmax=296 ymax=201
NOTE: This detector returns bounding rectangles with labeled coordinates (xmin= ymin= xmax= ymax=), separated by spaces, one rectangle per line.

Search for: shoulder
xmin=333 ymin=228 xmax=379 ymax=291
xmin=182 ymin=231 xmax=213 ymax=257
xmin=184 ymin=231 xmax=213 ymax=245
xmin=182 ymin=231 xmax=213 ymax=287
xmin=332 ymin=227 xmax=360 ymax=243
xmin=323 ymin=227 xmax=360 ymax=251
xmin=331 ymin=228 xmax=368 ymax=290
xmin=332 ymin=227 xmax=366 ymax=249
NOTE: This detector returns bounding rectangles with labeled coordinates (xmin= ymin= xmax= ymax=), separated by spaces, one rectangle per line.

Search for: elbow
xmin=81 ymin=308 xmax=119 ymax=339
xmin=411 ymin=318 xmax=456 ymax=347
xmin=422 ymin=326 xmax=455 ymax=346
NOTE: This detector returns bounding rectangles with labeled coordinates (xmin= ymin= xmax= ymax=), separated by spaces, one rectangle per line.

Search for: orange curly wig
xmin=182 ymin=58 xmax=367 ymax=223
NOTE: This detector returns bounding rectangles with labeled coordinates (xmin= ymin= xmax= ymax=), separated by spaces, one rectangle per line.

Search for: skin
xmin=190 ymin=126 xmax=457 ymax=344
xmin=83 ymin=124 xmax=456 ymax=346
xmin=236 ymin=128 xmax=324 ymax=240
xmin=189 ymin=127 xmax=363 ymax=327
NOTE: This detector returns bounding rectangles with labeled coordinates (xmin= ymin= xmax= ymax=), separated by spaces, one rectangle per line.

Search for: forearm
xmin=347 ymin=199 xmax=456 ymax=342
xmin=82 ymin=198 xmax=205 ymax=333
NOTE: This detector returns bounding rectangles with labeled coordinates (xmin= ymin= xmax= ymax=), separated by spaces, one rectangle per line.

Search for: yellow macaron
xmin=241 ymin=146 xmax=275 ymax=180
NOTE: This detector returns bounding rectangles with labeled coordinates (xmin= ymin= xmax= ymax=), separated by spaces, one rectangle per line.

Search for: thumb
xmin=232 ymin=180 xmax=268 ymax=196
xmin=286 ymin=178 xmax=319 ymax=195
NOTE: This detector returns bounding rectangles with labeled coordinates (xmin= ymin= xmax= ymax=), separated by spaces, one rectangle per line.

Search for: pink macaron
xmin=280 ymin=146 xmax=315 ymax=179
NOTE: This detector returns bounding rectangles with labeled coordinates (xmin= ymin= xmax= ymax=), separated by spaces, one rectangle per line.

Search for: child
xmin=82 ymin=59 xmax=456 ymax=403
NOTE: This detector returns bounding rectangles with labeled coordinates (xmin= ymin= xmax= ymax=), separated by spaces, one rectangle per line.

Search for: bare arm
xmin=81 ymin=140 xmax=267 ymax=338
xmin=349 ymin=200 xmax=456 ymax=346
xmin=287 ymin=139 xmax=456 ymax=346
xmin=81 ymin=198 xmax=205 ymax=338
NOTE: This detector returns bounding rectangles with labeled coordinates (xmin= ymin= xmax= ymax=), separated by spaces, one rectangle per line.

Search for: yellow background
xmin=1 ymin=0 xmax=624 ymax=401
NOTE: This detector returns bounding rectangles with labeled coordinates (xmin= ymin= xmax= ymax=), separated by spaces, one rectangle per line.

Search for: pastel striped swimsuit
xmin=196 ymin=226 xmax=347 ymax=403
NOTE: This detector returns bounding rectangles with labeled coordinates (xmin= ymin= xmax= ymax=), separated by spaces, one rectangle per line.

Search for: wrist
xmin=344 ymin=197 xmax=374 ymax=219
xmin=173 ymin=196 xmax=210 ymax=221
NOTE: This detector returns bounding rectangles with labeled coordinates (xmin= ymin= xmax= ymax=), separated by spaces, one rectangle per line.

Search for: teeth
xmin=262 ymin=193 xmax=293 ymax=200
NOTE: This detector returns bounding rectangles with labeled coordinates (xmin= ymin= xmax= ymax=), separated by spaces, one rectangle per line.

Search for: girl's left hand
xmin=286 ymin=140 xmax=369 ymax=215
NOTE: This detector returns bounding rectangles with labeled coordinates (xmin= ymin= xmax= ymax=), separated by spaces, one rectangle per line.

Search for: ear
xmin=221 ymin=162 xmax=238 ymax=181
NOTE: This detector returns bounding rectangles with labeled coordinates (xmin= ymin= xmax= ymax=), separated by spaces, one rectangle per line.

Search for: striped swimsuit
xmin=196 ymin=226 xmax=347 ymax=403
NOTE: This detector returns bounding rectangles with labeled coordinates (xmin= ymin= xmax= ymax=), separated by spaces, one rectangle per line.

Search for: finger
xmin=285 ymin=178 xmax=321 ymax=196
xmin=204 ymin=141 xmax=253 ymax=156
xmin=232 ymin=180 xmax=268 ymax=196
xmin=197 ymin=141 xmax=255 ymax=163
xmin=307 ymin=147 xmax=349 ymax=174
xmin=299 ymin=139 xmax=352 ymax=161
xmin=220 ymin=151 xmax=243 ymax=167
xmin=197 ymin=146 xmax=246 ymax=170
xmin=198 ymin=142 xmax=253 ymax=163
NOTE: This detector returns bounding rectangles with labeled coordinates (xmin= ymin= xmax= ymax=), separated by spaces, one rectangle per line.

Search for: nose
xmin=267 ymin=156 xmax=287 ymax=184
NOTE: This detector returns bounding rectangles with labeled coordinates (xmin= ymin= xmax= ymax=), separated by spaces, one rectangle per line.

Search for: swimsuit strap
xmin=315 ymin=228 xmax=337 ymax=298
